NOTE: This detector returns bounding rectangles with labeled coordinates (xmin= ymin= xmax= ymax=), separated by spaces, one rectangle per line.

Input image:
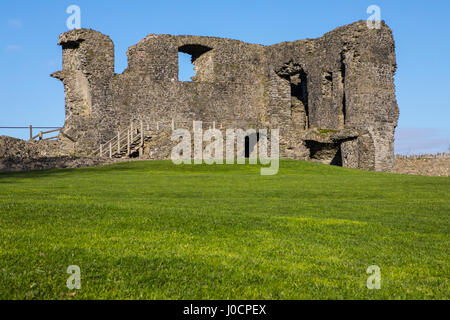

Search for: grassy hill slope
xmin=0 ymin=160 xmax=448 ymax=299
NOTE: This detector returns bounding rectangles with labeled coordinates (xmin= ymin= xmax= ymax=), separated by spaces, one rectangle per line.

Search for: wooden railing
xmin=0 ymin=126 xmax=62 ymax=141
xmin=92 ymin=118 xmax=265 ymax=159
xmin=30 ymin=127 xmax=62 ymax=141
xmin=92 ymin=120 xmax=147 ymax=158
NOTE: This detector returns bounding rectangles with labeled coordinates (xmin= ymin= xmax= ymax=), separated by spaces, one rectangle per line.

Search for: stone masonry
xmin=49 ymin=20 xmax=399 ymax=171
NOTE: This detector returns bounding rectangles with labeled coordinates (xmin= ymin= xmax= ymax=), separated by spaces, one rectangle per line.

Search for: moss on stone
xmin=318 ymin=129 xmax=337 ymax=135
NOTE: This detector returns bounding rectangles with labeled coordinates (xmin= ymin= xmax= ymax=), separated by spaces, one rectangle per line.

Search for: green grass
xmin=318 ymin=129 xmax=337 ymax=135
xmin=0 ymin=160 xmax=448 ymax=300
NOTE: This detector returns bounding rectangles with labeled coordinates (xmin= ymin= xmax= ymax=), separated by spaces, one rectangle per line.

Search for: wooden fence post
xmin=29 ymin=125 xmax=33 ymax=141
xmin=172 ymin=119 xmax=175 ymax=131
xmin=127 ymin=130 xmax=130 ymax=155
xmin=109 ymin=142 xmax=112 ymax=159
xmin=140 ymin=121 xmax=144 ymax=146
xmin=117 ymin=131 xmax=121 ymax=153
xmin=100 ymin=144 xmax=103 ymax=157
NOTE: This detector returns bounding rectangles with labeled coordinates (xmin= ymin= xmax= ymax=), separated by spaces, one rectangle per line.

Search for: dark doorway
xmin=305 ymin=140 xmax=342 ymax=166
xmin=245 ymin=133 xmax=260 ymax=158
xmin=290 ymin=70 xmax=309 ymax=128
xmin=276 ymin=63 xmax=309 ymax=129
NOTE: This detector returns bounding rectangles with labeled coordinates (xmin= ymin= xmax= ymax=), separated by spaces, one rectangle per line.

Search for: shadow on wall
xmin=305 ymin=140 xmax=342 ymax=166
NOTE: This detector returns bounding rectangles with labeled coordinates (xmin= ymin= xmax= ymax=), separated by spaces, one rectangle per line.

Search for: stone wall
xmin=393 ymin=154 xmax=449 ymax=177
xmin=0 ymin=136 xmax=60 ymax=159
xmin=48 ymin=20 xmax=399 ymax=171
xmin=0 ymin=136 xmax=114 ymax=172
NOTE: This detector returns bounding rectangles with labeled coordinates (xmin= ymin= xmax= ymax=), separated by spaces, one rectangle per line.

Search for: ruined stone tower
xmin=52 ymin=20 xmax=399 ymax=171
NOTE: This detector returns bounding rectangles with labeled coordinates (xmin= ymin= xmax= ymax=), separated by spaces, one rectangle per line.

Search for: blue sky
xmin=0 ymin=0 xmax=449 ymax=154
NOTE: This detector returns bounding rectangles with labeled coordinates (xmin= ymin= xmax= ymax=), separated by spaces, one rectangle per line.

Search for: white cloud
xmin=4 ymin=44 xmax=21 ymax=52
xmin=395 ymin=128 xmax=450 ymax=154
xmin=395 ymin=128 xmax=440 ymax=140
xmin=7 ymin=19 xmax=23 ymax=29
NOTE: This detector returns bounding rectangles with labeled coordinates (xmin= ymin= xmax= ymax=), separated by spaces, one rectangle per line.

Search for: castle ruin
xmin=50 ymin=20 xmax=399 ymax=171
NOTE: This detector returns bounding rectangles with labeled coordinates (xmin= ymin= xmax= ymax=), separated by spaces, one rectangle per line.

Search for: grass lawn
xmin=0 ymin=160 xmax=448 ymax=299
